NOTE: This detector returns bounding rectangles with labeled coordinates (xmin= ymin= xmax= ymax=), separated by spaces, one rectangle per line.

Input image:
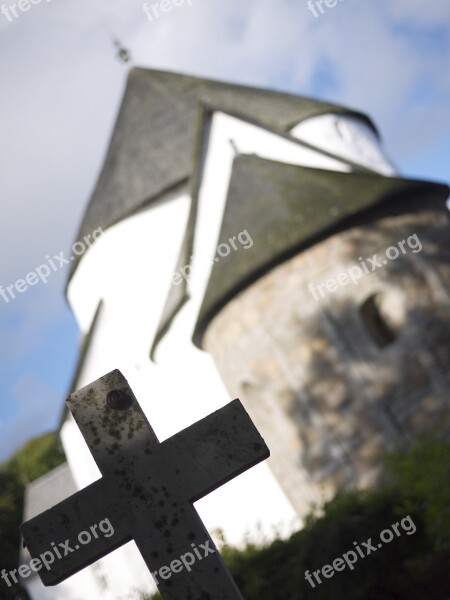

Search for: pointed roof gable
xmin=192 ymin=155 xmax=449 ymax=345
xmin=69 ymin=67 xmax=376 ymax=281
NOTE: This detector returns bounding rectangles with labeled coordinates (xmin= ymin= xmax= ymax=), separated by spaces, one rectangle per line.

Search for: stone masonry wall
xmin=203 ymin=197 xmax=450 ymax=517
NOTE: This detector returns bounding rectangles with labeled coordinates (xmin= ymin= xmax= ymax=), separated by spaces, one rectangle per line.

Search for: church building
xmin=22 ymin=67 xmax=450 ymax=600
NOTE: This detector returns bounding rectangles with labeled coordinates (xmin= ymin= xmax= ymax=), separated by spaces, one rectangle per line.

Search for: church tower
xmin=62 ymin=66 xmax=450 ymax=518
xmin=199 ymin=161 xmax=450 ymax=512
xmin=22 ymin=66 xmax=450 ymax=600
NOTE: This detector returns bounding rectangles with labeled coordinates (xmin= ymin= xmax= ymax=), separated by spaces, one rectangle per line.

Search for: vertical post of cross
xmin=21 ymin=370 xmax=270 ymax=599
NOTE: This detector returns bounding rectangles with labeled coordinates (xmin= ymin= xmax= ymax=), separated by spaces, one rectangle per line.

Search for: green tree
xmin=0 ymin=432 xmax=65 ymax=600
xmin=145 ymin=437 xmax=450 ymax=600
xmin=382 ymin=437 xmax=450 ymax=549
xmin=0 ymin=468 xmax=24 ymax=572
xmin=7 ymin=432 xmax=65 ymax=484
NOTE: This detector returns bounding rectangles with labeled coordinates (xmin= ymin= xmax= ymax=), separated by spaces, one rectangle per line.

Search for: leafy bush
xmin=7 ymin=432 xmax=66 ymax=484
xmin=382 ymin=437 xmax=450 ymax=549
xmin=0 ymin=432 xmax=65 ymax=599
xmin=146 ymin=437 xmax=450 ymax=600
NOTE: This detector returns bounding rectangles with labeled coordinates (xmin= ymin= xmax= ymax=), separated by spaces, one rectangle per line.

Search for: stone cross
xmin=21 ymin=370 xmax=269 ymax=600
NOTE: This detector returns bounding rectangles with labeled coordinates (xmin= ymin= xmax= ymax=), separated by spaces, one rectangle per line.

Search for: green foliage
xmin=146 ymin=437 xmax=450 ymax=600
xmin=7 ymin=432 xmax=66 ymax=484
xmin=0 ymin=468 xmax=24 ymax=571
xmin=382 ymin=436 xmax=450 ymax=549
xmin=0 ymin=432 xmax=65 ymax=599
xmin=221 ymin=491 xmax=433 ymax=600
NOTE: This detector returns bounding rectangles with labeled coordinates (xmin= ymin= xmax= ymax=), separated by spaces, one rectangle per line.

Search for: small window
xmin=360 ymin=293 xmax=396 ymax=348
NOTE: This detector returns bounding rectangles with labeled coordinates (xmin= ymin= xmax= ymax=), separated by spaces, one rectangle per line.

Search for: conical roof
xmin=69 ymin=67 xmax=376 ymax=281
xmin=193 ymin=155 xmax=450 ymax=344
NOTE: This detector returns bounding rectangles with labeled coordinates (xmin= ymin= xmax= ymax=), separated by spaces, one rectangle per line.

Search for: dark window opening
xmin=360 ymin=293 xmax=396 ymax=348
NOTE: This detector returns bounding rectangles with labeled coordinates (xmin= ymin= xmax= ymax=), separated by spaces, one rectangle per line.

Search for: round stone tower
xmin=62 ymin=67 xmax=450 ymax=520
xmin=198 ymin=164 xmax=450 ymax=515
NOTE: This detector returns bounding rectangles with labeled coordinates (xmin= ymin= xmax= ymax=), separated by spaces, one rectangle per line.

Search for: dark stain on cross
xmin=21 ymin=370 xmax=270 ymax=599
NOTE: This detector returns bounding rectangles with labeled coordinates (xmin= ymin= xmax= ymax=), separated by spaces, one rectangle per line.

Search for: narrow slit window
xmin=360 ymin=293 xmax=396 ymax=348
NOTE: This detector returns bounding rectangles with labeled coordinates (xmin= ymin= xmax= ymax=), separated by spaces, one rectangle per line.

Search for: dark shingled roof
xmin=69 ymin=67 xmax=377 ymax=282
xmin=192 ymin=155 xmax=450 ymax=345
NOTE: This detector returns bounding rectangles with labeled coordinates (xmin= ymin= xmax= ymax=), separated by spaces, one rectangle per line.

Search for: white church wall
xmin=61 ymin=189 xmax=193 ymax=599
xmin=154 ymin=110 xmax=354 ymax=350
xmin=56 ymin=110 xmax=395 ymax=599
xmin=290 ymin=113 xmax=398 ymax=175
xmin=62 ymin=181 xmax=297 ymax=599
xmin=154 ymin=110 xmax=365 ymax=524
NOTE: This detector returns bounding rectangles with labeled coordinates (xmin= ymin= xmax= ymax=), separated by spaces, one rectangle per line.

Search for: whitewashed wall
xmin=50 ymin=111 xmax=395 ymax=600
xmin=290 ymin=113 xmax=397 ymax=175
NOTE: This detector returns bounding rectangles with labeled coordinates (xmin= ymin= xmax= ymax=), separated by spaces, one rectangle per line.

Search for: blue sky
xmin=0 ymin=0 xmax=449 ymax=460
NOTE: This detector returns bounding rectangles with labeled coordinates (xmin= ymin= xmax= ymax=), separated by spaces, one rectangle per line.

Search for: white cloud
xmin=130 ymin=0 xmax=450 ymax=163
xmin=0 ymin=0 xmax=448 ymax=284
xmin=384 ymin=0 xmax=450 ymax=25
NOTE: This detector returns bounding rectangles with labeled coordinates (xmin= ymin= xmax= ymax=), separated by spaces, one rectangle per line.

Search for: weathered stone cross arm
xmin=21 ymin=370 xmax=269 ymax=600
